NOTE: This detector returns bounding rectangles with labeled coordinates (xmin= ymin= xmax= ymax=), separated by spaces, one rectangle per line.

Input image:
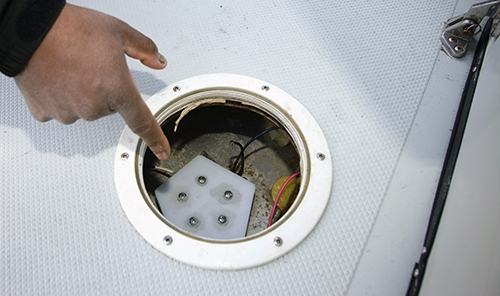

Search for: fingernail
xmin=158 ymin=54 xmax=167 ymax=64
xmin=157 ymin=151 xmax=169 ymax=160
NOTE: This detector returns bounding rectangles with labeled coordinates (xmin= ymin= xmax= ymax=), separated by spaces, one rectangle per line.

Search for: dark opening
xmin=143 ymin=103 xmax=300 ymax=235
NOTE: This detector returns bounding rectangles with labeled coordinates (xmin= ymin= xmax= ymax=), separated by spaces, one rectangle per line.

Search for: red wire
xmin=268 ymin=171 xmax=301 ymax=227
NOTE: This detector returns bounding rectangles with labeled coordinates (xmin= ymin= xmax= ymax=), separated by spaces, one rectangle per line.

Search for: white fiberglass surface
xmin=1 ymin=0 xmax=467 ymax=294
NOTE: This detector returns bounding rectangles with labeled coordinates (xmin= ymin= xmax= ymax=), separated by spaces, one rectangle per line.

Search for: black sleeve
xmin=0 ymin=0 xmax=66 ymax=77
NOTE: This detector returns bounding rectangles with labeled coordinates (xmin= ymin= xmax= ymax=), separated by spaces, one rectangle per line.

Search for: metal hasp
xmin=441 ymin=0 xmax=500 ymax=58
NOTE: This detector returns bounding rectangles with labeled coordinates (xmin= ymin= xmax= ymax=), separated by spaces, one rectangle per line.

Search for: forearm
xmin=0 ymin=0 xmax=66 ymax=76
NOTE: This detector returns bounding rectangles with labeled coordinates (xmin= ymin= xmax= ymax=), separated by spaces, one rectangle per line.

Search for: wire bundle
xmin=230 ymin=126 xmax=279 ymax=176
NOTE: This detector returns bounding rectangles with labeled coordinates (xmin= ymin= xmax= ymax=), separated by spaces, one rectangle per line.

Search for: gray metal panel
xmin=420 ymin=38 xmax=500 ymax=296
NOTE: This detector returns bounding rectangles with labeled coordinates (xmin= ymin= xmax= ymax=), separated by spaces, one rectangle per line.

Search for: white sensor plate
xmin=155 ymin=156 xmax=255 ymax=239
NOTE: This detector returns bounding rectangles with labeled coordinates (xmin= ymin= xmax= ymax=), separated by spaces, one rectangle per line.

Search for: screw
xmin=413 ymin=268 xmax=420 ymax=277
xmin=472 ymin=66 xmax=477 ymax=73
xmin=177 ymin=192 xmax=188 ymax=203
xmin=188 ymin=217 xmax=200 ymax=227
xmin=173 ymin=85 xmax=181 ymax=92
xmin=224 ymin=190 xmax=233 ymax=200
xmin=261 ymin=85 xmax=270 ymax=91
xmin=463 ymin=24 xmax=477 ymax=37
xmin=121 ymin=152 xmax=129 ymax=160
xmin=197 ymin=176 xmax=207 ymax=185
xmin=218 ymin=215 xmax=228 ymax=225
xmin=163 ymin=235 xmax=173 ymax=245
xmin=274 ymin=237 xmax=283 ymax=247
xmin=422 ymin=246 xmax=427 ymax=254
xmin=448 ymin=36 xmax=457 ymax=43
xmin=317 ymin=153 xmax=326 ymax=161
xmin=454 ymin=46 xmax=464 ymax=53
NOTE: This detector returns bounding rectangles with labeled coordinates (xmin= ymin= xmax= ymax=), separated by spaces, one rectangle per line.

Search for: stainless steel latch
xmin=441 ymin=0 xmax=500 ymax=58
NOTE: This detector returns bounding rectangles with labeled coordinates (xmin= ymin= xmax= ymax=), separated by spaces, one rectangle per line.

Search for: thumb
xmin=119 ymin=21 xmax=167 ymax=69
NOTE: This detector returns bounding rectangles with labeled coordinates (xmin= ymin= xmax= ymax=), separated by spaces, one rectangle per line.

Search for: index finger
xmin=117 ymin=92 xmax=171 ymax=160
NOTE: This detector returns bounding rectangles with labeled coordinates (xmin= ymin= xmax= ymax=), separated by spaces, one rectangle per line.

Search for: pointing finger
xmin=116 ymin=89 xmax=171 ymax=160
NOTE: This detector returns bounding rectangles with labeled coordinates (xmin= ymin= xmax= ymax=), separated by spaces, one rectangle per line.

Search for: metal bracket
xmin=441 ymin=0 xmax=500 ymax=58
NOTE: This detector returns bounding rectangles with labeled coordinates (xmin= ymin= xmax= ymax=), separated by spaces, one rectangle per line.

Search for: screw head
xmin=317 ymin=153 xmax=326 ymax=161
xmin=274 ymin=237 xmax=283 ymax=247
xmin=121 ymin=152 xmax=129 ymax=160
xmin=188 ymin=217 xmax=200 ymax=227
xmin=177 ymin=192 xmax=188 ymax=203
xmin=218 ymin=215 xmax=228 ymax=225
xmin=454 ymin=46 xmax=464 ymax=53
xmin=173 ymin=85 xmax=181 ymax=92
xmin=163 ymin=235 xmax=173 ymax=245
xmin=197 ymin=176 xmax=207 ymax=185
xmin=413 ymin=268 xmax=420 ymax=277
xmin=261 ymin=85 xmax=270 ymax=91
xmin=448 ymin=36 xmax=457 ymax=43
xmin=224 ymin=190 xmax=233 ymax=200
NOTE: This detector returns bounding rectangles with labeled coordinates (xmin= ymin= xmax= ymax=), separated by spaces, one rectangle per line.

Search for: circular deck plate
xmin=114 ymin=74 xmax=332 ymax=270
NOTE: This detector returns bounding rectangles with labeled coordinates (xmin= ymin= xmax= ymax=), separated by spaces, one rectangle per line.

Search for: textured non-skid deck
xmin=1 ymin=0 xmax=461 ymax=294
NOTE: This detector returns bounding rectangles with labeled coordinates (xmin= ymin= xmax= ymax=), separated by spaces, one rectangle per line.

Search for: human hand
xmin=14 ymin=3 xmax=171 ymax=159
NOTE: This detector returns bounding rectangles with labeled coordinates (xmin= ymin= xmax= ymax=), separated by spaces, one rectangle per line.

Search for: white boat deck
xmin=1 ymin=0 xmax=490 ymax=295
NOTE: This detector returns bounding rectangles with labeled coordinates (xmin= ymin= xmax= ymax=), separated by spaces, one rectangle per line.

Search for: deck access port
xmin=114 ymin=74 xmax=332 ymax=270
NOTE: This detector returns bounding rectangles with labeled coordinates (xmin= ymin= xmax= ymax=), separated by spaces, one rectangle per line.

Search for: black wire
xmin=230 ymin=126 xmax=279 ymax=175
xmin=230 ymin=141 xmax=244 ymax=172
